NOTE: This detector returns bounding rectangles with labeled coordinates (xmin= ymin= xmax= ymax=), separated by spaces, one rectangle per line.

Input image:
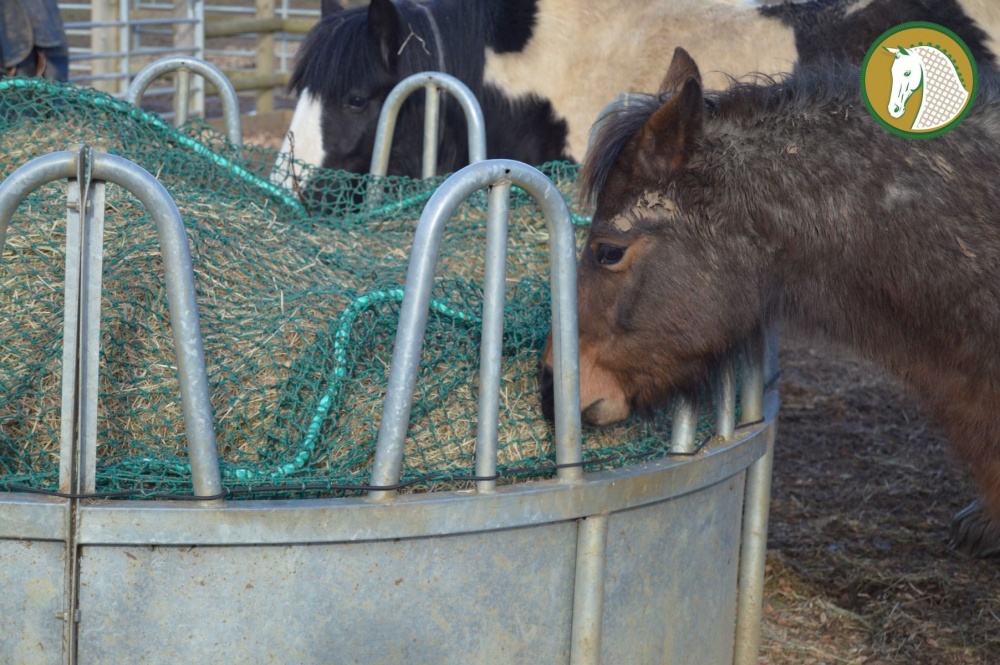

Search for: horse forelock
xmin=579 ymin=94 xmax=664 ymax=204
xmin=289 ymin=9 xmax=387 ymax=97
xmin=289 ymin=0 xmax=486 ymax=99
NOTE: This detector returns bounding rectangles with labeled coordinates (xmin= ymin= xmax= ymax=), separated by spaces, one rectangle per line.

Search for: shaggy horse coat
xmin=277 ymin=0 xmax=998 ymax=181
xmin=539 ymin=49 xmax=1000 ymax=557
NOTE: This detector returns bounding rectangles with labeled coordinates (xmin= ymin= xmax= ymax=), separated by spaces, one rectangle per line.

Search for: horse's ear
xmin=321 ymin=0 xmax=344 ymax=17
xmin=368 ymin=0 xmax=402 ymax=72
xmin=659 ymin=47 xmax=702 ymax=94
xmin=636 ymin=76 xmax=704 ymax=179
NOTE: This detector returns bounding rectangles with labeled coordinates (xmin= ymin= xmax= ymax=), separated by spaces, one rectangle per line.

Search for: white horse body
xmin=483 ymin=0 xmax=797 ymax=162
xmin=960 ymin=0 xmax=1000 ymax=56
xmin=276 ymin=92 xmax=324 ymax=186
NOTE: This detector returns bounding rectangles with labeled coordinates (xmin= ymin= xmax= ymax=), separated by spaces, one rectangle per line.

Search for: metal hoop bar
xmin=127 ymin=55 xmax=242 ymax=145
xmin=60 ymin=146 xmax=105 ymax=496
xmin=733 ymin=427 xmax=775 ymax=665
xmin=739 ymin=335 xmax=765 ymax=425
xmin=670 ymin=396 xmax=699 ymax=454
xmin=733 ymin=331 xmax=770 ymax=665
xmin=570 ymin=514 xmax=609 ymax=665
xmin=714 ymin=359 xmax=737 ymax=441
xmin=422 ymin=84 xmax=441 ymax=180
xmin=175 ymin=68 xmax=192 ymax=127
xmin=0 ymin=150 xmax=222 ymax=497
xmin=368 ymin=160 xmax=580 ymax=499
xmin=369 ymin=71 xmax=487 ymax=177
xmin=474 ymin=182 xmax=511 ymax=493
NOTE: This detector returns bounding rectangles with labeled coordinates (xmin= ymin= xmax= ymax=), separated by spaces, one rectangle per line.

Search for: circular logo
xmin=860 ymin=22 xmax=978 ymax=139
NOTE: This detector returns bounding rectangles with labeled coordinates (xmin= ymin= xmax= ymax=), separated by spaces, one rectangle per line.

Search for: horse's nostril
xmin=539 ymin=365 xmax=555 ymax=422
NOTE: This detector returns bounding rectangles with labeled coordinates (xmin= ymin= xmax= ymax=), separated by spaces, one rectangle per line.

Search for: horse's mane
xmin=288 ymin=0 xmax=488 ymax=98
xmin=582 ymin=62 xmax=1000 ymax=202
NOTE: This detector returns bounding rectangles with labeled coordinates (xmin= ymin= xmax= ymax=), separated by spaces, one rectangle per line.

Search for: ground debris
xmin=761 ymin=332 xmax=1000 ymax=665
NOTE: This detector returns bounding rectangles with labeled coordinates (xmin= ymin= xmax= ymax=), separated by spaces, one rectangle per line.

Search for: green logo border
xmin=860 ymin=21 xmax=979 ymax=140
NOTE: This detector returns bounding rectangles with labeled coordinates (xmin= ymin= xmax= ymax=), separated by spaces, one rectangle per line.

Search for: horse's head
xmin=885 ymin=46 xmax=922 ymax=119
xmin=539 ymin=48 xmax=709 ymax=426
xmin=281 ymin=0 xmax=451 ymax=178
xmin=539 ymin=48 xmax=763 ymax=426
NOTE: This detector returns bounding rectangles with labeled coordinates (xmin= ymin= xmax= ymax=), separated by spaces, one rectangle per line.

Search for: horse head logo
xmin=862 ymin=23 xmax=977 ymax=138
xmin=884 ymin=46 xmax=922 ymax=119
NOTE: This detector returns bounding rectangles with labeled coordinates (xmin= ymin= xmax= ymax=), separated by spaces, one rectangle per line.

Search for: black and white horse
xmin=275 ymin=0 xmax=998 ymax=183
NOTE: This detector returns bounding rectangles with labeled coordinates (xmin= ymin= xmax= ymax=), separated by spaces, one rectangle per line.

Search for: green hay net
xmin=0 ymin=79 xmax=724 ymax=499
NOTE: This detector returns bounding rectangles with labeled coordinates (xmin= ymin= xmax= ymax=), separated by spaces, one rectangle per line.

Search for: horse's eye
xmin=345 ymin=95 xmax=368 ymax=110
xmin=904 ymin=70 xmax=911 ymax=76
xmin=596 ymin=244 xmax=625 ymax=266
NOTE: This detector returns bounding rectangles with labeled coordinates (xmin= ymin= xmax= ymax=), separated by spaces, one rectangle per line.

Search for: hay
xmin=0 ymin=79 xmax=713 ymax=498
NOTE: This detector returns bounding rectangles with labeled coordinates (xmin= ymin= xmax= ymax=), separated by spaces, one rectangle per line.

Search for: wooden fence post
xmin=91 ymin=0 xmax=120 ymax=94
xmin=256 ymin=0 xmax=276 ymax=114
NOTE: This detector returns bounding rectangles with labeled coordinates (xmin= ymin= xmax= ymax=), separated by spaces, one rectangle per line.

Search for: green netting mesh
xmin=0 ymin=78 xmax=723 ymax=498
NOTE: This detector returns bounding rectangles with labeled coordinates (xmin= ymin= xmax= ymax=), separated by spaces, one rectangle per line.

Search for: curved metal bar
xmin=127 ymin=56 xmax=243 ymax=145
xmin=0 ymin=151 xmax=77 ymax=249
xmin=369 ymin=71 xmax=487 ymax=177
xmin=0 ymin=150 xmax=222 ymax=497
xmin=369 ymin=160 xmax=581 ymax=499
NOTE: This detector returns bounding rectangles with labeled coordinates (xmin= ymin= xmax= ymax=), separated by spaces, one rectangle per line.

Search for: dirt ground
xmin=761 ymin=331 xmax=1000 ymax=664
xmin=241 ymin=123 xmax=999 ymax=663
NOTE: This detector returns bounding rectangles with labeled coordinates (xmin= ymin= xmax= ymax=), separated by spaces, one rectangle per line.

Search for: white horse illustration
xmin=884 ymin=44 xmax=969 ymax=131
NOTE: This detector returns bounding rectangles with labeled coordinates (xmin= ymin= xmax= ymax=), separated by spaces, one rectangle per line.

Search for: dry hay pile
xmin=0 ymin=79 xmax=712 ymax=498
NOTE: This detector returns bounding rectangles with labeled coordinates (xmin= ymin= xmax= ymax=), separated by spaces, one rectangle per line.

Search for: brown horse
xmin=540 ymin=48 xmax=1000 ymax=557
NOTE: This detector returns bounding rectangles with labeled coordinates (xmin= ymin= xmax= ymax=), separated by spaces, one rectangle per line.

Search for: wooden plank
xmin=255 ymin=0 xmax=277 ymax=114
xmin=204 ymin=17 xmax=284 ymax=39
